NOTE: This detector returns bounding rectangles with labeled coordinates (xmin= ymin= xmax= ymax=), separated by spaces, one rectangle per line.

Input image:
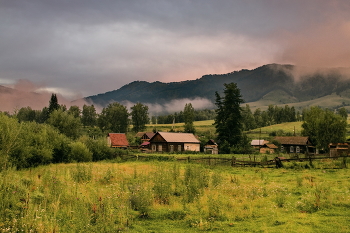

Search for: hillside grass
xmin=247 ymin=92 xmax=350 ymax=112
xmin=1 ymin=161 xmax=349 ymax=232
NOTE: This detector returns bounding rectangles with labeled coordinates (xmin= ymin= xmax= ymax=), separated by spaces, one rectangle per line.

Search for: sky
xmin=1 ymin=0 xmax=350 ymax=102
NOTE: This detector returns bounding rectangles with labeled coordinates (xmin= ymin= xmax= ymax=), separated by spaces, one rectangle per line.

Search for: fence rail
xmin=121 ymin=154 xmax=349 ymax=168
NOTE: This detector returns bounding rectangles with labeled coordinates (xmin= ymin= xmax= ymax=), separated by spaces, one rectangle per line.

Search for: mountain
xmin=85 ymin=64 xmax=350 ymax=110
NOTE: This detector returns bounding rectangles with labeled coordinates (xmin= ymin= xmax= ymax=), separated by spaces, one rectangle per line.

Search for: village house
xmin=251 ymin=140 xmax=268 ymax=150
xmin=259 ymin=143 xmax=278 ymax=154
xmin=107 ymin=133 xmax=129 ymax=149
xmin=329 ymin=143 xmax=350 ymax=157
xmin=274 ymin=136 xmax=314 ymax=154
xmin=204 ymin=139 xmax=219 ymax=154
xmin=149 ymin=132 xmax=200 ymax=153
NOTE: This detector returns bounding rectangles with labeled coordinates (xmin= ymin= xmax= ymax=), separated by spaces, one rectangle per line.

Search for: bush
xmin=69 ymin=142 xmax=92 ymax=162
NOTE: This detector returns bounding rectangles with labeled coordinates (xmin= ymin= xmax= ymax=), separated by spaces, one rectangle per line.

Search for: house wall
xmin=281 ymin=145 xmax=308 ymax=154
xmin=107 ymin=137 xmax=111 ymax=147
xmin=184 ymin=143 xmax=200 ymax=152
xmin=150 ymin=142 xmax=184 ymax=152
xmin=150 ymin=142 xmax=200 ymax=152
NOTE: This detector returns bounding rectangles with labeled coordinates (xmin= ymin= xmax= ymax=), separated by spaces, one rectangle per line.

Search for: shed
xmin=251 ymin=140 xmax=269 ymax=150
xmin=107 ymin=133 xmax=129 ymax=148
xmin=260 ymin=143 xmax=278 ymax=154
xmin=329 ymin=143 xmax=349 ymax=157
xmin=149 ymin=132 xmax=200 ymax=152
xmin=204 ymin=139 xmax=219 ymax=154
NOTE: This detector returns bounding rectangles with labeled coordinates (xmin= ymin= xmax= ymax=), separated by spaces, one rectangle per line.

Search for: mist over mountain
xmin=85 ymin=64 xmax=350 ymax=111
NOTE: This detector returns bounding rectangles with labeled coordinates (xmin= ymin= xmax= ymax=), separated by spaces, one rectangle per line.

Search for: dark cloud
xmin=0 ymin=0 xmax=349 ymax=101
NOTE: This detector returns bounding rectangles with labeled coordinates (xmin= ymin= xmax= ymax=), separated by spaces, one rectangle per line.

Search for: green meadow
xmin=1 ymin=120 xmax=350 ymax=232
xmin=1 ymin=160 xmax=349 ymax=232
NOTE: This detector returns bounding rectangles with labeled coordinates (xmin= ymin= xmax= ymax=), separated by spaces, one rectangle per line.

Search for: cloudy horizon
xmin=1 ymin=0 xmax=350 ymax=99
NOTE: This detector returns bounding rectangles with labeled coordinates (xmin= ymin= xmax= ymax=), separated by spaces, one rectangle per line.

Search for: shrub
xmin=69 ymin=142 xmax=92 ymax=162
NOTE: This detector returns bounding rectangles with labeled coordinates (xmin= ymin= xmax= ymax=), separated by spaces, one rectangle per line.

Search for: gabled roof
xmin=251 ymin=140 xmax=267 ymax=146
xmin=135 ymin=132 xmax=145 ymax=137
xmin=264 ymin=143 xmax=278 ymax=149
xmin=150 ymin=132 xmax=200 ymax=143
xmin=144 ymin=132 xmax=155 ymax=139
xmin=206 ymin=139 xmax=218 ymax=146
xmin=108 ymin=133 xmax=129 ymax=147
xmin=274 ymin=136 xmax=311 ymax=145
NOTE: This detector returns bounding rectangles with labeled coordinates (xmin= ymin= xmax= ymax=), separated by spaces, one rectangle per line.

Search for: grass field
xmin=1 ymin=160 xmax=349 ymax=232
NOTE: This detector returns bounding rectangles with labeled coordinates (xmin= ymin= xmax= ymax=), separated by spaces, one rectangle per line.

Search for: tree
xmin=67 ymin=105 xmax=81 ymax=118
xmin=81 ymin=104 xmax=97 ymax=127
xmin=337 ymin=107 xmax=348 ymax=120
xmin=183 ymin=103 xmax=196 ymax=133
xmin=48 ymin=93 xmax=60 ymax=115
xmin=46 ymin=109 xmax=82 ymax=139
xmin=131 ymin=103 xmax=149 ymax=132
xmin=16 ymin=106 xmax=36 ymax=122
xmin=98 ymin=102 xmax=129 ymax=133
xmin=241 ymin=104 xmax=256 ymax=130
xmin=214 ymin=83 xmax=244 ymax=151
xmin=302 ymin=106 xmax=347 ymax=151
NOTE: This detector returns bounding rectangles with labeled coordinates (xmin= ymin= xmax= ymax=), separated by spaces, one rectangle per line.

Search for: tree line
xmin=214 ymin=83 xmax=348 ymax=154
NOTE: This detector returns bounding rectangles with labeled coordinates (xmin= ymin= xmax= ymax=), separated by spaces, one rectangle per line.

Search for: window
xmin=178 ymin=145 xmax=181 ymax=152
xmin=158 ymin=145 xmax=162 ymax=152
xmin=281 ymin=146 xmax=284 ymax=152
xmin=296 ymin=146 xmax=300 ymax=153
xmin=152 ymin=145 xmax=156 ymax=151
xmin=290 ymin=146 xmax=294 ymax=153
xmin=170 ymin=145 xmax=174 ymax=152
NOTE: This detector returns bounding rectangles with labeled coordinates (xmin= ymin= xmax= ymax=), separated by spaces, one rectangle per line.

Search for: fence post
xmin=275 ymin=157 xmax=283 ymax=168
xmin=231 ymin=156 xmax=236 ymax=167
xmin=187 ymin=156 xmax=190 ymax=163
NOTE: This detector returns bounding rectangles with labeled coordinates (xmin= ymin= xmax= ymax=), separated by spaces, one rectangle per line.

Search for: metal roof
xmin=154 ymin=132 xmax=200 ymax=143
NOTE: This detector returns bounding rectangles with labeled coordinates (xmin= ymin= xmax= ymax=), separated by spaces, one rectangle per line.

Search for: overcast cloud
xmin=1 ymin=0 xmax=350 ymax=99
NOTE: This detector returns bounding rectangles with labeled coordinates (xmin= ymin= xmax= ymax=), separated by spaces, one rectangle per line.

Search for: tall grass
xmin=0 ymin=162 xmax=349 ymax=232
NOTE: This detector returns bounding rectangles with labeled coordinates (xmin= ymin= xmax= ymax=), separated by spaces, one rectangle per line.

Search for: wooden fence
xmin=121 ymin=154 xmax=349 ymax=168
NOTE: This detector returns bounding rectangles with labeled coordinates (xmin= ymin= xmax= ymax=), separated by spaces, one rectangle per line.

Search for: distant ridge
xmin=85 ymin=64 xmax=350 ymax=110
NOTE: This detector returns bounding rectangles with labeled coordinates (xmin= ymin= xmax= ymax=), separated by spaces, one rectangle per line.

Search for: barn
xmin=107 ymin=133 xmax=129 ymax=148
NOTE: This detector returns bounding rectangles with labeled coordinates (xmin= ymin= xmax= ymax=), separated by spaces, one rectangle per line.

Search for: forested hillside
xmin=86 ymin=64 xmax=350 ymax=108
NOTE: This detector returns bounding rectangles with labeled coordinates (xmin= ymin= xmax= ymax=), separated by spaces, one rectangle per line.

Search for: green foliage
xmin=46 ymin=109 xmax=82 ymax=139
xmin=98 ymin=102 xmax=129 ymax=133
xmin=131 ymin=102 xmax=149 ymax=132
xmin=48 ymin=93 xmax=59 ymax=116
xmin=214 ymin=83 xmax=244 ymax=149
xmin=302 ymin=106 xmax=347 ymax=151
xmin=69 ymin=141 xmax=93 ymax=162
xmin=67 ymin=105 xmax=81 ymax=118
xmin=183 ymin=103 xmax=196 ymax=133
xmin=81 ymin=104 xmax=97 ymax=127
xmin=79 ymin=136 xmax=114 ymax=161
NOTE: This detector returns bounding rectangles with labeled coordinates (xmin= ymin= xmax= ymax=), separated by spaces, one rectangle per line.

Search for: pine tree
xmin=214 ymin=83 xmax=244 ymax=151
xmin=48 ymin=94 xmax=59 ymax=115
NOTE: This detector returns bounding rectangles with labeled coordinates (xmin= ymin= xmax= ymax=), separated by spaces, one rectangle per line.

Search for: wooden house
xmin=107 ymin=133 xmax=129 ymax=148
xmin=274 ymin=136 xmax=314 ymax=154
xmin=251 ymin=140 xmax=268 ymax=150
xmin=149 ymin=132 xmax=200 ymax=152
xmin=140 ymin=132 xmax=155 ymax=142
xmin=259 ymin=143 xmax=278 ymax=154
xmin=204 ymin=139 xmax=219 ymax=154
xmin=329 ymin=143 xmax=349 ymax=157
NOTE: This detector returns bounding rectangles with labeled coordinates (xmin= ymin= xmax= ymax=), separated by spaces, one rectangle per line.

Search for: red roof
xmin=108 ymin=133 xmax=129 ymax=147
